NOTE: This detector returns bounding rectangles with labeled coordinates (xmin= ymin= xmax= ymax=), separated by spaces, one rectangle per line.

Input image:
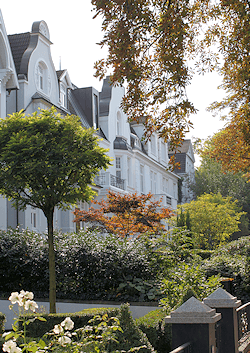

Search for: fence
xmin=237 ymin=302 xmax=250 ymax=352
xmin=166 ymin=287 xmax=250 ymax=353
xmin=169 ymin=342 xmax=192 ymax=353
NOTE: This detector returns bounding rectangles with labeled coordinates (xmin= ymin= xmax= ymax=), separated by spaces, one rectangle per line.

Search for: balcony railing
xmin=94 ymin=172 xmax=126 ymax=191
xmin=110 ymin=174 xmax=125 ymax=190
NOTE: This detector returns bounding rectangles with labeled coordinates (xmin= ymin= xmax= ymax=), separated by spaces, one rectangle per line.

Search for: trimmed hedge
xmin=20 ymin=307 xmax=120 ymax=338
xmin=20 ymin=304 xmax=155 ymax=352
xmin=0 ymin=312 xmax=5 ymax=333
xmin=136 ymin=308 xmax=171 ymax=353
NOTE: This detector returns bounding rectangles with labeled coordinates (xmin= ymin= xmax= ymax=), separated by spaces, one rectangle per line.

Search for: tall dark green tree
xmin=0 ymin=107 xmax=111 ymax=312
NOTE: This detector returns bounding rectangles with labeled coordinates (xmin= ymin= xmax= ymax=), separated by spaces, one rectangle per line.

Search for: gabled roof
xmin=169 ymin=139 xmax=195 ymax=163
xmin=8 ymin=32 xmax=30 ymax=74
xmin=56 ymin=69 xmax=65 ymax=80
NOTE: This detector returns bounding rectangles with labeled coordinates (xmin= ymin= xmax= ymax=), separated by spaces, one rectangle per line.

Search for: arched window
xmin=35 ymin=61 xmax=51 ymax=96
xmin=38 ymin=64 xmax=44 ymax=90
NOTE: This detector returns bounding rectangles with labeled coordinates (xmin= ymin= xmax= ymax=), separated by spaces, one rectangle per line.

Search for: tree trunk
xmin=47 ymin=209 xmax=56 ymax=313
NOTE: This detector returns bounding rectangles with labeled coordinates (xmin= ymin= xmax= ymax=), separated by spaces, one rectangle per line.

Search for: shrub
xmin=0 ymin=229 xmax=156 ymax=302
xmin=108 ymin=303 xmax=156 ymax=352
xmin=160 ymin=263 xmax=221 ymax=310
xmin=136 ymin=308 xmax=171 ymax=353
xmin=21 ymin=307 xmax=120 ymax=338
xmin=0 ymin=312 xmax=5 ymax=333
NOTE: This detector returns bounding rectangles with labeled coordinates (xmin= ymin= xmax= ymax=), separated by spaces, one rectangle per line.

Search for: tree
xmin=193 ymin=140 xmax=250 ymax=207
xmin=92 ymin=0 xmax=201 ymax=156
xmin=91 ymin=1 xmax=250 ymax=167
xmin=206 ymin=0 xmax=250 ymax=174
xmin=74 ymin=191 xmax=173 ymax=237
xmin=205 ymin=125 xmax=250 ymax=178
xmin=0 ymin=107 xmax=111 ymax=313
xmin=178 ymin=193 xmax=245 ymax=250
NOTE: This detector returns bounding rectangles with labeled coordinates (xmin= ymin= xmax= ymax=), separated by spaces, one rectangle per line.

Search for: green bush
xmin=20 ymin=304 xmax=155 ymax=352
xmin=20 ymin=307 xmax=120 ymax=338
xmin=108 ymin=303 xmax=156 ymax=352
xmin=202 ymin=236 xmax=250 ymax=302
xmin=0 ymin=229 xmax=156 ymax=302
xmin=0 ymin=312 xmax=5 ymax=333
xmin=136 ymin=308 xmax=171 ymax=353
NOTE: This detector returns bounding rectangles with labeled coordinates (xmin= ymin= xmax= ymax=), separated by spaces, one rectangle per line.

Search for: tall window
xmin=162 ymin=176 xmax=168 ymax=193
xmin=93 ymin=94 xmax=98 ymax=129
xmin=38 ymin=64 xmax=44 ymax=90
xmin=117 ymin=111 xmax=121 ymax=136
xmin=60 ymin=83 xmax=67 ymax=108
xmin=140 ymin=165 xmax=144 ymax=193
xmin=151 ymin=135 xmax=156 ymax=155
xmin=31 ymin=211 xmax=37 ymax=228
xmin=150 ymin=171 xmax=157 ymax=193
xmin=127 ymin=157 xmax=131 ymax=186
xmin=161 ymin=141 xmax=166 ymax=161
xmin=116 ymin=157 xmax=122 ymax=179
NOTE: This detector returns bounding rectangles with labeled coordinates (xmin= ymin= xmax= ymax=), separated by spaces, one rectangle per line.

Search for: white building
xmin=168 ymin=139 xmax=196 ymax=203
xmin=0 ymin=10 xmax=19 ymax=230
xmin=0 ymin=16 xmax=180 ymax=233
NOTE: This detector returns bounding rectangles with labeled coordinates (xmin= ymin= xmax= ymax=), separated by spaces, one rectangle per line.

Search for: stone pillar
xmin=165 ymin=296 xmax=221 ymax=353
xmin=204 ymin=287 xmax=241 ymax=353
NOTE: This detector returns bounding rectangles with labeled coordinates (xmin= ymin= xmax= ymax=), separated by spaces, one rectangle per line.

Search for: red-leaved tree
xmin=74 ymin=191 xmax=173 ymax=238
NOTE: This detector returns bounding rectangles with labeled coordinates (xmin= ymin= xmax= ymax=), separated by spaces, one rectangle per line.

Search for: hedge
xmin=136 ymin=308 xmax=171 ymax=353
xmin=20 ymin=307 xmax=119 ymax=337
xmin=0 ymin=229 xmax=157 ymax=302
xmin=0 ymin=312 xmax=5 ymax=333
xmin=19 ymin=304 xmax=155 ymax=352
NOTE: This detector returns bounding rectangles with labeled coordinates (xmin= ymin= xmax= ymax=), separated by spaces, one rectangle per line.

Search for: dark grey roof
xmin=114 ymin=136 xmax=132 ymax=151
xmin=8 ymin=32 xmax=30 ymax=74
xmin=99 ymin=76 xmax=112 ymax=117
xmin=68 ymin=89 xmax=90 ymax=129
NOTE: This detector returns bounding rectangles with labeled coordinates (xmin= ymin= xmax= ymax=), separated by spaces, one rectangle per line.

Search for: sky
xmin=1 ymin=2 xmax=227 ymax=162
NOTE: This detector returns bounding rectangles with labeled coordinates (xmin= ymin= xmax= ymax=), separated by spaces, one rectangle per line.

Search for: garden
xmin=1 ymin=223 xmax=250 ymax=353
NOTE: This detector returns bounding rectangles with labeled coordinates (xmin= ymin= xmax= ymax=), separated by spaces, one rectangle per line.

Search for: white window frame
xmin=140 ymin=164 xmax=144 ymax=193
xmin=60 ymin=83 xmax=67 ymax=108
xmin=116 ymin=156 xmax=122 ymax=179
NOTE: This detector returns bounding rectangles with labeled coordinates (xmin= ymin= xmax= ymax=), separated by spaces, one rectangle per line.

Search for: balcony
xmin=94 ymin=172 xmax=126 ymax=191
xmin=153 ymin=194 xmax=177 ymax=209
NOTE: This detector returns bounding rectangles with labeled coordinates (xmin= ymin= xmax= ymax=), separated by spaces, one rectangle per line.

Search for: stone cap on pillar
xmin=165 ymin=296 xmax=221 ymax=324
xmin=203 ymin=287 xmax=241 ymax=308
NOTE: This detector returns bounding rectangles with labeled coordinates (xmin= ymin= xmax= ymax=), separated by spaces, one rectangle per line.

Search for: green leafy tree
xmin=191 ymin=139 xmax=250 ymax=236
xmin=0 ymin=107 xmax=111 ymax=313
xmin=178 ymin=193 xmax=245 ymax=250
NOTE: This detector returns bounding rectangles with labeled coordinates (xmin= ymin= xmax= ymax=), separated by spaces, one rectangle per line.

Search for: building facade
xmin=169 ymin=139 xmax=196 ymax=204
xmin=0 ymin=16 xmax=180 ymax=233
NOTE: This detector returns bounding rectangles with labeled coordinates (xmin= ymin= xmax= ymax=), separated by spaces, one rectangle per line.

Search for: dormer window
xmin=38 ymin=64 xmax=43 ymax=90
xmin=60 ymin=83 xmax=67 ymax=108
xmin=35 ymin=60 xmax=51 ymax=96
xmin=134 ymin=136 xmax=141 ymax=148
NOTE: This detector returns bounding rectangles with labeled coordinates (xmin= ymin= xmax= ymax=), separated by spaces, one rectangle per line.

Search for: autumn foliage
xmin=205 ymin=120 xmax=250 ymax=178
xmin=74 ymin=191 xmax=173 ymax=237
